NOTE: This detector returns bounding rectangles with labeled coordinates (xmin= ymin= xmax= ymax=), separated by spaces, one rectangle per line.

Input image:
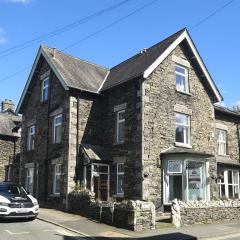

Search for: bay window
xmin=218 ymin=169 xmax=239 ymax=199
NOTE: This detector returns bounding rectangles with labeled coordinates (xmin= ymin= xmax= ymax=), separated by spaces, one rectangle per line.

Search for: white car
xmin=0 ymin=182 xmax=39 ymax=220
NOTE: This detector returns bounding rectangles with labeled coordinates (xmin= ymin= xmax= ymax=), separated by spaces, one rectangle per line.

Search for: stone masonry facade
xmin=20 ymin=58 xmax=70 ymax=207
xmin=18 ymin=29 xmax=240 ymax=224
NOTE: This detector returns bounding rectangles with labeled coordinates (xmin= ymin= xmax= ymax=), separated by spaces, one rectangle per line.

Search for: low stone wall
xmin=68 ymin=192 xmax=155 ymax=231
xmin=172 ymin=199 xmax=240 ymax=227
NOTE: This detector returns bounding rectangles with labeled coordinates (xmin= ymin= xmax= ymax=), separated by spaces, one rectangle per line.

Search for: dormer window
xmin=175 ymin=65 xmax=189 ymax=93
xmin=41 ymin=78 xmax=49 ymax=102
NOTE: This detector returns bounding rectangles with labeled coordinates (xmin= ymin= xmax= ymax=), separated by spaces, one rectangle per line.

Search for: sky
xmin=0 ymin=0 xmax=239 ymax=109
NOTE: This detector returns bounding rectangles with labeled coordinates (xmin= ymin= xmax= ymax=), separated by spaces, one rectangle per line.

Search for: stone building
xmin=0 ymin=100 xmax=21 ymax=182
xmin=16 ymin=28 xmax=240 ymax=211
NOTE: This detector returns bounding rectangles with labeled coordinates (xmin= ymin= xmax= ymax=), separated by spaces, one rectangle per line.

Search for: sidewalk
xmin=38 ymin=208 xmax=240 ymax=239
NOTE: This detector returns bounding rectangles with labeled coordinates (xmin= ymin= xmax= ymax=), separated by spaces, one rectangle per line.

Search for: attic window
xmin=41 ymin=78 xmax=49 ymax=102
xmin=175 ymin=65 xmax=189 ymax=93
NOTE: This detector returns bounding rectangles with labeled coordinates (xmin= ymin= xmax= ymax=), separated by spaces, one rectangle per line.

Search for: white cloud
xmin=0 ymin=27 xmax=6 ymax=44
xmin=0 ymin=0 xmax=33 ymax=3
xmin=0 ymin=37 xmax=6 ymax=44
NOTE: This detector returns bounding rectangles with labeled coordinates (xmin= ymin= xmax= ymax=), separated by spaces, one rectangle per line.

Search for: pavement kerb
xmin=37 ymin=216 xmax=96 ymax=239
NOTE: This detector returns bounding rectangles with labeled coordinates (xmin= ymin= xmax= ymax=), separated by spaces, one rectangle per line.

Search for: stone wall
xmin=142 ymin=43 xmax=217 ymax=206
xmin=68 ymin=191 xmax=155 ymax=231
xmin=172 ymin=199 xmax=240 ymax=227
xmin=215 ymin=110 xmax=240 ymax=163
xmin=0 ymin=136 xmax=20 ymax=182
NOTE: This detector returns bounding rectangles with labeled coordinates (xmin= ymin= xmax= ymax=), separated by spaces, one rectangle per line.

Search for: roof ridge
xmin=110 ymin=28 xmax=186 ymax=70
xmin=41 ymin=45 xmax=109 ymax=71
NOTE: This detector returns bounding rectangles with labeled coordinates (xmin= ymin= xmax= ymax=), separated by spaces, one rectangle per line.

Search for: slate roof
xmin=41 ymin=45 xmax=109 ymax=93
xmin=214 ymin=105 xmax=240 ymax=118
xmin=160 ymin=147 xmax=214 ymax=157
xmin=101 ymin=28 xmax=186 ymax=90
xmin=0 ymin=111 xmax=21 ymax=137
xmin=80 ymin=144 xmax=111 ymax=163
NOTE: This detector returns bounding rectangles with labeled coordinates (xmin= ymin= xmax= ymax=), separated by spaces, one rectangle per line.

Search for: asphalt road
xmin=0 ymin=218 xmax=87 ymax=240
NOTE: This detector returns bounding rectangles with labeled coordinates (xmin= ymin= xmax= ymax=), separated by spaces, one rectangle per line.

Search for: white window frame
xmin=218 ymin=169 xmax=239 ymax=199
xmin=175 ymin=64 xmax=189 ymax=93
xmin=41 ymin=78 xmax=49 ymax=102
xmin=175 ymin=113 xmax=191 ymax=145
xmin=53 ymin=164 xmax=61 ymax=195
xmin=117 ymin=163 xmax=124 ymax=195
xmin=53 ymin=114 xmax=62 ymax=144
xmin=216 ymin=129 xmax=227 ymax=155
xmin=25 ymin=167 xmax=34 ymax=194
xmin=163 ymin=159 xmax=209 ymax=204
xmin=27 ymin=125 xmax=35 ymax=151
xmin=116 ymin=110 xmax=125 ymax=143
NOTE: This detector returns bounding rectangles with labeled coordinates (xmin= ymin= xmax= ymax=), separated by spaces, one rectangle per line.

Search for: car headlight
xmin=0 ymin=202 xmax=9 ymax=207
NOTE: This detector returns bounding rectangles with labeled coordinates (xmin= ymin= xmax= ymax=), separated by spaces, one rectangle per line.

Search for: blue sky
xmin=0 ymin=0 xmax=239 ymax=108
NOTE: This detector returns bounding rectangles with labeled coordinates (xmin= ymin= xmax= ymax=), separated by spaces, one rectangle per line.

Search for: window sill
xmin=112 ymin=194 xmax=124 ymax=198
xmin=175 ymin=142 xmax=192 ymax=149
xmin=176 ymin=90 xmax=191 ymax=96
xmin=217 ymin=154 xmax=228 ymax=157
xmin=50 ymin=193 xmax=60 ymax=198
xmin=26 ymin=149 xmax=35 ymax=153
xmin=113 ymin=142 xmax=124 ymax=146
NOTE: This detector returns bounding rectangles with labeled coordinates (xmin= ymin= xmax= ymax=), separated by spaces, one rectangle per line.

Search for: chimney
xmin=1 ymin=99 xmax=14 ymax=112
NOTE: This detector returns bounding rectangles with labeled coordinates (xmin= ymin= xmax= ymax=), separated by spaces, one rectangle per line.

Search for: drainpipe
xmin=44 ymin=72 xmax=52 ymax=202
xmin=237 ymin=123 xmax=240 ymax=163
xmin=140 ymin=78 xmax=145 ymax=200
xmin=76 ymin=96 xmax=80 ymax=182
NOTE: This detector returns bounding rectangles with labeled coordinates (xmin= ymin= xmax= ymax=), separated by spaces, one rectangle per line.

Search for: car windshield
xmin=0 ymin=184 xmax=27 ymax=196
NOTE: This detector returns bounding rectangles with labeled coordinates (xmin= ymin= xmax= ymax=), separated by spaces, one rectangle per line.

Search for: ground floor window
xmin=25 ymin=167 xmax=34 ymax=194
xmin=53 ymin=164 xmax=61 ymax=194
xmin=218 ymin=168 xmax=239 ymax=199
xmin=117 ymin=163 xmax=124 ymax=195
xmin=164 ymin=158 xmax=208 ymax=204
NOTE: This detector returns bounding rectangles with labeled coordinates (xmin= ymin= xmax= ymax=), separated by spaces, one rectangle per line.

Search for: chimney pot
xmin=52 ymin=47 xmax=56 ymax=58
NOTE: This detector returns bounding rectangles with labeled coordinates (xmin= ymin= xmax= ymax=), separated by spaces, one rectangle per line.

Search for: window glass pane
xmin=233 ymin=171 xmax=239 ymax=184
xmin=168 ymin=160 xmax=182 ymax=173
xmin=176 ymin=74 xmax=186 ymax=92
xmin=175 ymin=66 xmax=185 ymax=74
xmin=229 ymin=185 xmax=233 ymax=198
xmin=221 ymin=184 xmax=226 ymax=198
xmin=55 ymin=175 xmax=61 ymax=193
xmin=187 ymin=162 xmax=204 ymax=201
xmin=117 ymin=164 xmax=124 ymax=173
xmin=55 ymin=125 xmax=62 ymax=143
xmin=234 ymin=185 xmax=239 ymax=199
xmin=228 ymin=171 xmax=233 ymax=184
xmin=55 ymin=115 xmax=62 ymax=124
xmin=117 ymin=175 xmax=124 ymax=194
xmin=118 ymin=111 xmax=125 ymax=120
xmin=118 ymin=121 xmax=125 ymax=142
xmin=176 ymin=113 xmax=188 ymax=125
xmin=169 ymin=175 xmax=182 ymax=201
